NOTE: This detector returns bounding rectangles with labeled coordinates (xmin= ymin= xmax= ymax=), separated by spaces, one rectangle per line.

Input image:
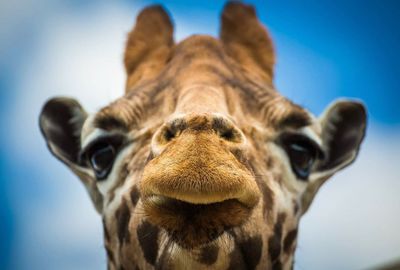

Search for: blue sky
xmin=0 ymin=1 xmax=399 ymax=269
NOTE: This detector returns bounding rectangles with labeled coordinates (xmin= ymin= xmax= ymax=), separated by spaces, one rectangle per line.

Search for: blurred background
xmin=1 ymin=0 xmax=399 ymax=269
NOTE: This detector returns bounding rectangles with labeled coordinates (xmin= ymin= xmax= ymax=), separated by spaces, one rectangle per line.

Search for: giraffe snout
xmin=151 ymin=113 xmax=246 ymax=154
xmin=139 ymin=114 xmax=261 ymax=247
xmin=141 ymin=114 xmax=260 ymax=207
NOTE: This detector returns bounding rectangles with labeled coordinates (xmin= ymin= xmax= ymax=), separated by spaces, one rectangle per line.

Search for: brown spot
xmin=137 ymin=221 xmax=159 ymax=265
xmin=266 ymin=157 xmax=274 ymax=169
xmin=115 ymin=200 xmax=131 ymax=245
xmin=283 ymin=229 xmax=298 ymax=254
xmin=249 ymin=157 xmax=274 ymax=219
xmin=103 ymin=220 xmax=110 ymax=242
xmin=293 ymin=200 xmax=299 ymax=215
xmin=199 ymin=244 xmax=219 ymax=265
xmin=227 ymin=244 xmax=246 ymax=270
xmin=105 ymin=246 xmax=114 ymax=264
xmin=268 ymin=213 xmax=286 ymax=269
xmin=130 ymin=186 xmax=140 ymax=207
xmin=259 ymin=179 xmax=274 ymax=220
xmin=272 ymin=261 xmax=282 ymax=270
xmin=237 ymin=235 xmax=263 ymax=269
xmin=274 ymin=174 xmax=283 ymax=184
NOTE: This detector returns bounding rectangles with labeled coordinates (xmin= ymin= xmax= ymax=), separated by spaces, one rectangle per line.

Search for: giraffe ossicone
xmin=39 ymin=2 xmax=367 ymax=269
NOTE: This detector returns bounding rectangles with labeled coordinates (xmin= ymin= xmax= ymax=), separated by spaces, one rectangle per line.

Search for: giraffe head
xmin=39 ymin=2 xmax=367 ymax=269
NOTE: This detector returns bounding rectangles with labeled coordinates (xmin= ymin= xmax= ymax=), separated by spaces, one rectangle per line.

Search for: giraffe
xmin=39 ymin=2 xmax=367 ymax=269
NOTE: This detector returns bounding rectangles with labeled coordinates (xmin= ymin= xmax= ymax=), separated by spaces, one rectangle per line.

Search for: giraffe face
xmin=39 ymin=3 xmax=367 ymax=269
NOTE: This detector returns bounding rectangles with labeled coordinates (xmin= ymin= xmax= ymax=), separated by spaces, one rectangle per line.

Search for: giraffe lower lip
xmin=142 ymin=195 xmax=252 ymax=248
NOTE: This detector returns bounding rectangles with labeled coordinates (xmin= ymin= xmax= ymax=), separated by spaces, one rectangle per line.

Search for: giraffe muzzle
xmin=142 ymin=195 xmax=251 ymax=248
xmin=139 ymin=121 xmax=261 ymax=247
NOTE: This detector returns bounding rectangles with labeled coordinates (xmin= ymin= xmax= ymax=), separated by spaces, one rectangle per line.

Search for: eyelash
xmin=278 ymin=133 xmax=324 ymax=180
xmin=79 ymin=134 xmax=126 ymax=177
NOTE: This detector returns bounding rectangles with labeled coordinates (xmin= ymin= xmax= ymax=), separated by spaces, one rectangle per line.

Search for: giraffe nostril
xmin=161 ymin=117 xmax=187 ymax=143
xmin=155 ymin=121 xmax=185 ymax=146
xmin=154 ymin=115 xmax=244 ymax=148
xmin=218 ymin=128 xmax=243 ymax=142
xmin=163 ymin=127 xmax=176 ymax=142
xmin=220 ymin=129 xmax=234 ymax=140
xmin=212 ymin=117 xmax=244 ymax=143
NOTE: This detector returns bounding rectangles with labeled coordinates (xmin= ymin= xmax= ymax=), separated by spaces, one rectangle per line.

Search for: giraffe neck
xmin=104 ymin=197 xmax=298 ymax=270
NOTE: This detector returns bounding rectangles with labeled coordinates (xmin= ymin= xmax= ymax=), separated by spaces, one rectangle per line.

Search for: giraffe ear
xmin=124 ymin=5 xmax=174 ymax=90
xmin=39 ymin=97 xmax=104 ymax=213
xmin=220 ymin=1 xmax=275 ymax=84
xmin=317 ymin=100 xmax=367 ymax=172
xmin=39 ymin=97 xmax=87 ymax=166
xmin=301 ymin=100 xmax=367 ymax=214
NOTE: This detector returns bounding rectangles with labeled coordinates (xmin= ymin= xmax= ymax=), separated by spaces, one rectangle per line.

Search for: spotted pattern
xmin=199 ymin=244 xmax=219 ymax=265
xmin=238 ymin=235 xmax=263 ymax=269
xmin=227 ymin=244 xmax=246 ymax=270
xmin=130 ymin=186 xmax=140 ymax=207
xmin=83 ymin=3 xmax=305 ymax=270
xmin=115 ymin=200 xmax=131 ymax=245
xmin=283 ymin=229 xmax=298 ymax=254
xmin=137 ymin=221 xmax=159 ymax=265
xmin=268 ymin=213 xmax=286 ymax=270
xmin=105 ymin=246 xmax=114 ymax=264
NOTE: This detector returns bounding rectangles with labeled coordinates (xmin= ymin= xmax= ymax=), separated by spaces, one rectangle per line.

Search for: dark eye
xmin=88 ymin=143 xmax=116 ymax=180
xmin=280 ymin=134 xmax=321 ymax=180
xmin=80 ymin=134 xmax=125 ymax=180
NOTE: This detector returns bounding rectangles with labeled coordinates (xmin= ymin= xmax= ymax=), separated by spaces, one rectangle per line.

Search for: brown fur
xmin=39 ymin=2 xmax=367 ymax=270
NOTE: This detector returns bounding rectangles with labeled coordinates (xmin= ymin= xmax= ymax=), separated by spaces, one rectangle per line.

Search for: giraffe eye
xmin=287 ymin=142 xmax=317 ymax=180
xmin=81 ymin=134 xmax=126 ymax=180
xmin=88 ymin=143 xmax=116 ymax=180
xmin=280 ymin=134 xmax=321 ymax=180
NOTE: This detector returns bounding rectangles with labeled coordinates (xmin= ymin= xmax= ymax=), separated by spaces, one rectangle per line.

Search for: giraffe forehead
xmin=87 ymin=96 xmax=315 ymax=144
xmin=88 ymin=35 xmax=314 ymax=133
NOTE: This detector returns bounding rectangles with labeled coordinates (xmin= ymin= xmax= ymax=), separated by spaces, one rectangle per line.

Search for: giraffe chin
xmin=142 ymin=195 xmax=252 ymax=249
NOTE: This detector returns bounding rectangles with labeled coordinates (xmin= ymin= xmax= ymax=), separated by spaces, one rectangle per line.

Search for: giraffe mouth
xmin=142 ymin=195 xmax=252 ymax=248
